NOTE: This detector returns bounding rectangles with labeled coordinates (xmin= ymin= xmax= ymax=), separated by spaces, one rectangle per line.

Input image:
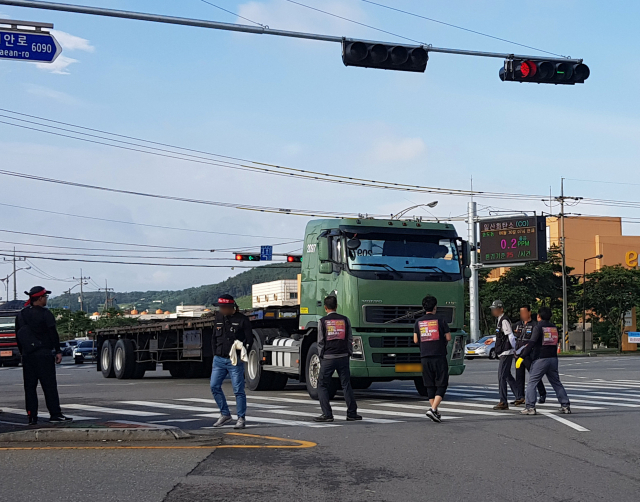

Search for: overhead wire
xmin=198 ymin=0 xmax=267 ymax=27
xmin=1 ymin=248 xmax=291 ymax=261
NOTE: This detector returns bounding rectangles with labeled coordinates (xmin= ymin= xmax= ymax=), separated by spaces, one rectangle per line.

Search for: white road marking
xmin=148 ymin=419 xmax=200 ymax=423
xmin=371 ymin=402 xmax=506 ymax=416
xmin=249 ymin=407 xmax=402 ymax=424
xmin=539 ymin=411 xmax=590 ymax=432
xmin=328 ymin=405 xmax=460 ymax=420
xmin=65 ymin=404 xmax=167 ymax=416
xmin=0 ymin=407 xmax=98 ymax=421
xmin=463 ymin=397 xmax=604 ymax=411
xmin=176 ymin=398 xmax=286 ymax=409
xmin=195 ymin=413 xmax=340 ymax=428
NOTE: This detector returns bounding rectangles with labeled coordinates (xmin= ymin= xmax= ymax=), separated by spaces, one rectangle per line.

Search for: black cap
xmin=214 ymin=294 xmax=236 ymax=306
xmin=25 ymin=286 xmax=51 ymax=297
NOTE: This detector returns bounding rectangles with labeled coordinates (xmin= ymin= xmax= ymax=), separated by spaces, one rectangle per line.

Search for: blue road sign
xmin=0 ymin=29 xmax=61 ymax=63
xmin=260 ymin=245 xmax=273 ymax=261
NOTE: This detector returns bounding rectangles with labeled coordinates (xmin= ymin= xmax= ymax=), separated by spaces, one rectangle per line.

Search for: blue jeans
xmin=210 ymin=356 xmax=246 ymax=418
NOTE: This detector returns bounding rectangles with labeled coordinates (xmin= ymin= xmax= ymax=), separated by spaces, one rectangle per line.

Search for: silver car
xmin=464 ymin=335 xmax=497 ymax=360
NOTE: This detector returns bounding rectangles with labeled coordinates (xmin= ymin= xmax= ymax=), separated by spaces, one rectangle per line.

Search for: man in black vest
xmin=314 ymin=296 xmax=361 ymax=422
xmin=16 ymin=286 xmax=72 ymax=425
xmin=518 ymin=307 xmax=571 ymax=415
xmin=490 ymin=300 xmax=518 ymax=410
xmin=513 ymin=304 xmax=547 ymax=406
xmin=413 ymin=294 xmax=451 ymax=423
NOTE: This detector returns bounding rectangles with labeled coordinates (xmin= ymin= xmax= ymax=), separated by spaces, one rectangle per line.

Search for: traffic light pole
xmin=468 ymin=201 xmax=480 ymax=343
xmin=0 ymin=0 xmax=583 ymax=64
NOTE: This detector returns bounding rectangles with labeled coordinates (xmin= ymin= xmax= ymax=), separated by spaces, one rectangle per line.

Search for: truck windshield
xmin=0 ymin=317 xmax=16 ymax=334
xmin=347 ymin=235 xmax=460 ymax=275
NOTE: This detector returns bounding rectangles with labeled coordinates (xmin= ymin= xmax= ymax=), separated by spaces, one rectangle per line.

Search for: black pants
xmin=318 ymin=356 xmax=357 ymax=418
xmin=498 ymin=355 xmax=518 ymax=404
xmin=515 ymin=355 xmax=547 ymax=400
xmin=22 ymin=350 xmax=62 ymax=418
xmin=421 ymin=356 xmax=449 ymax=400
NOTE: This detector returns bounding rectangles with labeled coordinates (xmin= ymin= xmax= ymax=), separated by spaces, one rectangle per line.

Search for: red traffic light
xmin=500 ymin=59 xmax=589 ymax=85
xmin=287 ymin=255 xmax=302 ymax=263
xmin=235 ymin=254 xmax=260 ymax=261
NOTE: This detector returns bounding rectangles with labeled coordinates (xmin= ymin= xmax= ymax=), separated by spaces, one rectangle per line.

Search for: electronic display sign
xmin=479 ymin=216 xmax=547 ymax=266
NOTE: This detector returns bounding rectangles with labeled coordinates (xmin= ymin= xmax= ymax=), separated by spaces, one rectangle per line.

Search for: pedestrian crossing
xmin=2 ymin=376 xmax=639 ymax=432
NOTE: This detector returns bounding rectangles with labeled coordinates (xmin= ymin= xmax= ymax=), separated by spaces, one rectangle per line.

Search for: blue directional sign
xmin=260 ymin=245 xmax=273 ymax=262
xmin=0 ymin=29 xmax=61 ymax=63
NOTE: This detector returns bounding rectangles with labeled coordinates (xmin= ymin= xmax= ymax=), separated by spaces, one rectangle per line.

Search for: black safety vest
xmin=320 ymin=313 xmax=350 ymax=357
xmin=494 ymin=314 xmax=512 ymax=355
xmin=514 ymin=320 xmax=537 ymax=351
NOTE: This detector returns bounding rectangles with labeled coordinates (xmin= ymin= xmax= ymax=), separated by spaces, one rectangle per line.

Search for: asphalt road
xmin=1 ymin=355 xmax=639 ymax=501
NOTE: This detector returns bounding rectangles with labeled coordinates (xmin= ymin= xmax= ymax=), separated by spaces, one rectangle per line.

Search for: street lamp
xmin=583 ymin=254 xmax=603 ymax=353
xmin=392 ymin=201 xmax=438 ymax=220
xmin=1 ymin=266 xmax=32 ymax=300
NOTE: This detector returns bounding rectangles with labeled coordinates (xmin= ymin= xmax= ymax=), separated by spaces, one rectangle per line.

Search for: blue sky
xmin=0 ymin=0 xmax=639 ymax=298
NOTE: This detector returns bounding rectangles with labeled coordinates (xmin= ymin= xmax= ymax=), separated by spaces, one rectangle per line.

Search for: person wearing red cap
xmin=210 ymin=294 xmax=252 ymax=430
xmin=15 ymin=286 xmax=72 ymax=425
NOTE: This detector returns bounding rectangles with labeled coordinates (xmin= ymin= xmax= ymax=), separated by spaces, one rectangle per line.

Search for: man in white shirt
xmin=490 ymin=300 xmax=518 ymax=410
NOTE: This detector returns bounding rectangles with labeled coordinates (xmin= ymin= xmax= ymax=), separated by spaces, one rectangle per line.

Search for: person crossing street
xmin=513 ymin=305 xmax=547 ymax=406
xmin=490 ymin=300 xmax=519 ymax=410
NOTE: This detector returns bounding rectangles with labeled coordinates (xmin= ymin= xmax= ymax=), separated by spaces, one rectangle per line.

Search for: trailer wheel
xmin=100 ymin=339 xmax=117 ymax=378
xmin=270 ymin=373 xmax=289 ymax=391
xmin=114 ymin=339 xmax=136 ymax=379
xmin=246 ymin=346 xmax=275 ymax=391
xmin=413 ymin=377 xmax=428 ymax=397
xmin=169 ymin=365 xmax=186 ymax=378
xmin=350 ymin=378 xmax=373 ymax=390
xmin=305 ymin=343 xmax=338 ymax=400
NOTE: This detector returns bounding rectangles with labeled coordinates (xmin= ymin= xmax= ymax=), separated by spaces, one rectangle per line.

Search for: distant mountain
xmin=48 ymin=263 xmax=301 ymax=313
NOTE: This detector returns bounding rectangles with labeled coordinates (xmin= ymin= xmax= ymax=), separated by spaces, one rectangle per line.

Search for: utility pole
xmin=99 ymin=279 xmax=114 ymax=312
xmin=3 ymin=248 xmax=27 ymax=300
xmin=468 ymin=201 xmax=480 ymax=342
xmin=555 ymin=178 xmax=582 ymax=351
xmin=73 ymin=269 xmax=90 ymax=313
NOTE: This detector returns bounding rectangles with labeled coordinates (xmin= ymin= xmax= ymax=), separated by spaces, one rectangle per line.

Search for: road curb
xmin=0 ymin=426 xmax=191 ymax=442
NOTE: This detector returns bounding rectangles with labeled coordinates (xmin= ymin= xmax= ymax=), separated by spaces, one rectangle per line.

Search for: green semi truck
xmin=96 ymin=217 xmax=470 ymax=399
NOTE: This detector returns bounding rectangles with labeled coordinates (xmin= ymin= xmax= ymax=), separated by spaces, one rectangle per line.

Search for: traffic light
xmin=342 ymin=39 xmax=428 ymax=73
xmin=499 ymin=59 xmax=590 ymax=85
xmin=235 ymin=253 xmax=260 ymax=261
xmin=286 ymin=255 xmax=302 ymax=263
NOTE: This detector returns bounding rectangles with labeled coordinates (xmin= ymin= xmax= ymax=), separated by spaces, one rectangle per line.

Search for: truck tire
xmin=184 ymin=362 xmax=207 ymax=379
xmin=100 ymin=339 xmax=116 ymax=378
xmin=114 ymin=339 xmax=136 ymax=379
xmin=350 ymin=378 xmax=373 ymax=390
xmin=413 ymin=377 xmax=428 ymax=397
xmin=305 ymin=343 xmax=338 ymax=400
xmin=270 ymin=373 xmax=289 ymax=391
xmin=246 ymin=345 xmax=275 ymax=391
xmin=169 ymin=365 xmax=186 ymax=378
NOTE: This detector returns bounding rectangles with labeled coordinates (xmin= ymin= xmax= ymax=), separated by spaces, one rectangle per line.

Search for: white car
xmin=464 ymin=335 xmax=497 ymax=359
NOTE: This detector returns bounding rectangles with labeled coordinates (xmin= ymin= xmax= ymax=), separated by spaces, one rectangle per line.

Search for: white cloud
xmin=34 ymin=30 xmax=93 ymax=74
xmin=25 ymin=83 xmax=82 ymax=105
xmin=371 ymin=137 xmax=426 ymax=163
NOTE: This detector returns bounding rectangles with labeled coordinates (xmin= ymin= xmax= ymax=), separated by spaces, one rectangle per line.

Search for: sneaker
xmin=346 ymin=415 xmax=363 ymax=421
xmin=49 ymin=415 xmax=73 ymax=423
xmin=538 ymin=395 xmax=547 ymax=404
xmin=560 ymin=406 xmax=571 ymax=414
xmin=493 ymin=402 xmax=509 ymax=410
xmin=28 ymin=416 xmax=38 ymax=426
xmin=212 ymin=415 xmax=233 ymax=428
xmin=512 ymin=398 xmax=525 ymax=406
xmin=234 ymin=417 xmax=246 ymax=429
xmin=520 ymin=408 xmax=536 ymax=415
xmin=313 ymin=415 xmax=334 ymax=422
xmin=426 ymin=408 xmax=442 ymax=423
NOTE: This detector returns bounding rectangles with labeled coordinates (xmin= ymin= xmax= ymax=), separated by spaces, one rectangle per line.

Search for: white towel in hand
xmin=229 ymin=340 xmax=248 ymax=366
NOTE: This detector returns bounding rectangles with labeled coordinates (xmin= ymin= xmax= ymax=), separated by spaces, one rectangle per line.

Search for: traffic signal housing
xmin=342 ymin=39 xmax=428 ymax=73
xmin=499 ymin=59 xmax=590 ymax=85
xmin=235 ymin=253 xmax=261 ymax=262
xmin=286 ymin=255 xmax=302 ymax=263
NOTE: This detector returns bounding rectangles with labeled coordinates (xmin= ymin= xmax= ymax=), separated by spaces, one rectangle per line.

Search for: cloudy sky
xmin=0 ymin=0 xmax=639 ymax=300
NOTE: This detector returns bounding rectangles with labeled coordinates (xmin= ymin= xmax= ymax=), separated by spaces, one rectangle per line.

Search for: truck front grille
xmin=364 ymin=305 xmax=454 ymax=325
xmin=372 ymin=353 xmax=422 ymax=366
xmin=369 ymin=336 xmax=416 ymax=348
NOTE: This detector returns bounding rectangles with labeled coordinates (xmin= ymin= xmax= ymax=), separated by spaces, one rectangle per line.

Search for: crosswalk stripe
xmin=552 ymin=391 xmax=640 ymax=403
xmin=245 ymin=407 xmax=402 ymax=424
xmin=328 ymin=405 xmax=460 ymax=420
xmin=65 ymin=404 xmax=167 ymax=416
xmin=462 ymin=397 xmax=604 ymax=410
xmin=176 ymin=398 xmax=286 ymax=409
xmin=371 ymin=402 xmax=506 ymax=416
xmin=122 ymin=400 xmax=286 ymax=412
xmin=195 ymin=413 xmax=340 ymax=428
xmin=0 ymin=407 xmax=98 ymax=421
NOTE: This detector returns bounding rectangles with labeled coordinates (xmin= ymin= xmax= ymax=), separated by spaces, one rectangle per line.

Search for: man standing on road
xmin=519 ymin=307 xmax=571 ymax=415
xmin=413 ymin=294 xmax=451 ymax=423
xmin=314 ymin=296 xmax=361 ymax=423
xmin=513 ymin=305 xmax=546 ymax=406
xmin=16 ymin=286 xmax=73 ymax=426
xmin=210 ymin=294 xmax=252 ymax=430
xmin=490 ymin=300 xmax=518 ymax=410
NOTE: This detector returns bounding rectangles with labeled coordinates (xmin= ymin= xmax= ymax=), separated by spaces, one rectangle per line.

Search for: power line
xmin=198 ymin=0 xmax=266 ymax=28
xmin=360 ymin=0 xmax=566 ymax=58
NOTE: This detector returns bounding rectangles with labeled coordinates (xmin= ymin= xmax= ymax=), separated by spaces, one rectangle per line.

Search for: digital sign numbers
xmin=479 ymin=216 xmax=547 ymax=266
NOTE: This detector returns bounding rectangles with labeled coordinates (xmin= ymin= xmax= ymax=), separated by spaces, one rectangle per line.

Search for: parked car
xmin=465 ymin=335 xmax=496 ymax=359
xmin=59 ymin=342 xmax=74 ymax=356
xmin=73 ymin=340 xmax=97 ymax=364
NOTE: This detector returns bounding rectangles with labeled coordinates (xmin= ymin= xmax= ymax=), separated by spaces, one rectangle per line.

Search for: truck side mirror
xmin=318 ymin=237 xmax=330 ymax=262
xmin=319 ymin=262 xmax=333 ymax=274
xmin=461 ymin=240 xmax=471 ymax=268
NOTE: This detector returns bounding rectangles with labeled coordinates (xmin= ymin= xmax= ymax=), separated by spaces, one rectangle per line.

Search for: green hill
xmin=48 ymin=263 xmax=301 ymax=312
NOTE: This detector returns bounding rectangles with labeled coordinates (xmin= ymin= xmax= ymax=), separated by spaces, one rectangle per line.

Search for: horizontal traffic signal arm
xmin=499 ymin=59 xmax=590 ymax=85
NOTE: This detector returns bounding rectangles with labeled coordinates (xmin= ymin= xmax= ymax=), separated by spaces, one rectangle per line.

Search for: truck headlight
xmin=351 ymin=336 xmax=364 ymax=360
